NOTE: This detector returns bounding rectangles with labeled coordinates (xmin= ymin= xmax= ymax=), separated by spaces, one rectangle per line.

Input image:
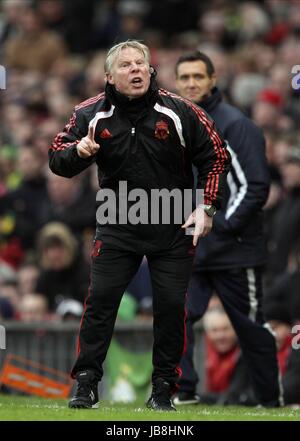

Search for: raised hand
xmin=77 ymin=125 xmax=100 ymax=158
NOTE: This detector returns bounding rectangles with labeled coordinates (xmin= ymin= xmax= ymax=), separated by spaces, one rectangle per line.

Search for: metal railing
xmin=0 ymin=320 xmax=204 ymax=397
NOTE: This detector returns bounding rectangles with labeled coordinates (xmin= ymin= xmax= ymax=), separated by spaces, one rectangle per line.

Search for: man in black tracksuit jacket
xmin=174 ymin=51 xmax=282 ymax=407
xmin=49 ymin=41 xmax=231 ymax=410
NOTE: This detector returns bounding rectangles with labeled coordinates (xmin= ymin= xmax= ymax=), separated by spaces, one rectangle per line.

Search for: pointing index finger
xmin=88 ymin=125 xmax=95 ymax=141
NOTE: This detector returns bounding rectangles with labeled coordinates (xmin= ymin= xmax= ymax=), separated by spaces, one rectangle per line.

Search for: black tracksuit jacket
xmin=49 ymin=80 xmax=231 ymax=251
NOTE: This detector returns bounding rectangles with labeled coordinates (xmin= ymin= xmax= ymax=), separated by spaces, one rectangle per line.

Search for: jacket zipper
xmin=131 ymin=126 xmax=138 ymax=154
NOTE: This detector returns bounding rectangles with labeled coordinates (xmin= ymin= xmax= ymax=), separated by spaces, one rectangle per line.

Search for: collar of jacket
xmin=198 ymin=87 xmax=222 ymax=113
xmin=105 ymin=72 xmax=159 ymax=112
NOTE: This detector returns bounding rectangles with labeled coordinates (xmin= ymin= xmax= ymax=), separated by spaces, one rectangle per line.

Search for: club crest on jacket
xmin=100 ymin=128 xmax=112 ymax=139
xmin=155 ymin=120 xmax=169 ymax=140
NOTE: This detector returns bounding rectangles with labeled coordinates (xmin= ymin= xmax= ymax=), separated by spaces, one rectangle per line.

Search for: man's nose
xmin=187 ymin=78 xmax=196 ymax=87
xmin=130 ymin=63 xmax=140 ymax=71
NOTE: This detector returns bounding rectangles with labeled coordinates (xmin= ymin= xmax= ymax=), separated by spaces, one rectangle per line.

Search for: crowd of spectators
xmin=0 ymin=0 xmax=299 ymax=346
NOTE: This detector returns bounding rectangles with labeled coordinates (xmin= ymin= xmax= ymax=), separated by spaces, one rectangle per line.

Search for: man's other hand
xmin=181 ymin=206 xmax=213 ymax=246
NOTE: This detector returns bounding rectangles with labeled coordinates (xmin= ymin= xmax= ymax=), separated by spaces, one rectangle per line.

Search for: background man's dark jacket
xmin=194 ymin=88 xmax=270 ymax=270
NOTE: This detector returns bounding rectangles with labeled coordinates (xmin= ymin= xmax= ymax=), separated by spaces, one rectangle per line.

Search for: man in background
xmin=173 ymin=51 xmax=282 ymax=407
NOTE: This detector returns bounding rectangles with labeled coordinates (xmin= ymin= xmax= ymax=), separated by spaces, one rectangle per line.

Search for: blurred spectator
xmin=17 ymin=263 xmax=40 ymax=297
xmin=265 ymin=240 xmax=300 ymax=329
xmin=237 ymin=2 xmax=271 ymax=42
xmin=195 ymin=307 xmax=256 ymax=406
xmin=40 ymin=172 xmax=96 ymax=239
xmin=35 ymin=222 xmax=89 ymax=310
xmin=18 ymin=293 xmax=49 ymax=322
xmin=251 ymin=88 xmax=285 ymax=130
xmin=197 ymin=304 xmax=299 ymax=406
xmin=84 ymin=52 xmax=107 ymax=97
xmin=203 ymin=307 xmax=239 ymax=393
xmin=230 ymin=72 xmax=266 ymax=111
xmin=263 ymin=168 xmax=283 ymax=267
xmin=91 ymin=0 xmax=122 ymax=49
xmin=1 ymin=102 xmax=35 ymax=147
xmin=60 ymin=0 xmax=96 ymax=53
xmin=267 ymin=146 xmax=300 ymax=276
xmin=0 ymin=146 xmax=48 ymax=251
xmin=4 ymin=6 xmax=67 ymax=73
xmin=267 ymin=133 xmax=298 ymax=169
xmin=32 ymin=118 xmax=62 ymax=162
xmin=36 ymin=0 xmax=66 ymax=34
xmin=56 ymin=298 xmax=83 ymax=321
xmin=0 ymin=0 xmax=28 ymax=47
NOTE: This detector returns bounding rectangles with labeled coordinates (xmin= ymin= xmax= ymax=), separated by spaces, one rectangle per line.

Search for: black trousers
xmin=179 ymin=268 xmax=283 ymax=406
xmin=71 ymin=240 xmax=194 ymax=386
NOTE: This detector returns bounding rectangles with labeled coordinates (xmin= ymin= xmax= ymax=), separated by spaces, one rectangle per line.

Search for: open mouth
xmin=131 ymin=77 xmax=143 ymax=85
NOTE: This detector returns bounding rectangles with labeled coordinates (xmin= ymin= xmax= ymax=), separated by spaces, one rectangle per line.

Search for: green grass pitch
xmin=0 ymin=395 xmax=299 ymax=421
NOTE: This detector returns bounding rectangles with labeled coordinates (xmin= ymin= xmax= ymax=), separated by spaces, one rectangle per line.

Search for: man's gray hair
xmin=104 ymin=40 xmax=150 ymax=74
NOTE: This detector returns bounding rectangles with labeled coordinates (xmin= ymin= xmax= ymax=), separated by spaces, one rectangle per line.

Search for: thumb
xmin=88 ymin=125 xmax=95 ymax=141
xmin=182 ymin=215 xmax=194 ymax=229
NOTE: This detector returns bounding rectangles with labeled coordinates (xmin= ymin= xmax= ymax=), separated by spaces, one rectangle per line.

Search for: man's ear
xmin=106 ymin=73 xmax=114 ymax=85
xmin=149 ymin=65 xmax=157 ymax=78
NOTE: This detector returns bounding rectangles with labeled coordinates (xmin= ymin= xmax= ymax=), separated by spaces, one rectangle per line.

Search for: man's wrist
xmin=201 ymin=204 xmax=217 ymax=217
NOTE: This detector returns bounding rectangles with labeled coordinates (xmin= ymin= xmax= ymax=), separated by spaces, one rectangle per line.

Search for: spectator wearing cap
xmin=56 ymin=299 xmax=83 ymax=321
xmin=251 ymin=88 xmax=284 ymax=130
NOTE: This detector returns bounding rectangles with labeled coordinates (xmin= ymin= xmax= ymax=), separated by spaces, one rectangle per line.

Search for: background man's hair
xmin=175 ymin=51 xmax=215 ymax=77
xmin=105 ymin=40 xmax=150 ymax=74
xmin=202 ymin=307 xmax=228 ymax=331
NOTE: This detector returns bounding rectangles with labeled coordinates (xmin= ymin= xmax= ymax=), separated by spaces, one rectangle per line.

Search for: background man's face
xmin=107 ymin=47 xmax=151 ymax=99
xmin=176 ymin=60 xmax=216 ymax=103
xmin=205 ymin=314 xmax=237 ymax=354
